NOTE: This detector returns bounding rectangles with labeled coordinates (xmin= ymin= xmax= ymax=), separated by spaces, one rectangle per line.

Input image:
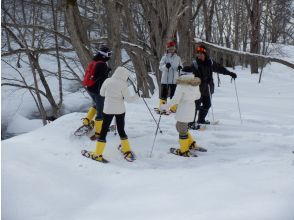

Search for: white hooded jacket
xmin=163 ymin=73 xmax=201 ymax=122
xmin=100 ymin=66 xmax=138 ymax=114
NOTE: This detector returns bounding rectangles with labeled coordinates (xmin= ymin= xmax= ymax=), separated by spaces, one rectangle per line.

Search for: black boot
xmin=197 ymin=109 xmax=210 ymax=124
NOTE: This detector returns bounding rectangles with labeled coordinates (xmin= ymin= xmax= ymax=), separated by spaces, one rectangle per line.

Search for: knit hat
xmin=166 ymin=41 xmax=176 ymax=50
xmin=195 ymin=45 xmax=207 ymax=54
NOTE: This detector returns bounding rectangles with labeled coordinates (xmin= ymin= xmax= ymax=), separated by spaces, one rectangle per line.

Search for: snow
xmin=2 ymin=61 xmax=294 ymax=220
xmin=6 ymin=113 xmax=43 ymax=134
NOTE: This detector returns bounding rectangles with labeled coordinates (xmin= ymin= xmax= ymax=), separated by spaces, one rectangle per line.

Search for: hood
xmin=176 ymin=75 xmax=201 ymax=86
xmin=112 ymin=66 xmax=129 ymax=81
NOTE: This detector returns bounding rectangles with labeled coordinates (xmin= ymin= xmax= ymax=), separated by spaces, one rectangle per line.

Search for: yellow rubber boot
xmin=170 ymin=104 xmax=177 ymax=113
xmin=94 ymin=141 xmax=106 ymax=156
xmin=179 ymin=138 xmax=189 ymax=154
xmin=83 ymin=107 xmax=97 ymax=125
xmin=159 ymin=99 xmax=166 ymax=108
xmin=120 ymin=139 xmax=135 ymax=161
xmin=121 ymin=139 xmax=132 ymax=153
xmin=94 ymin=120 xmax=103 ymax=137
xmin=187 ymin=132 xmax=197 ymax=150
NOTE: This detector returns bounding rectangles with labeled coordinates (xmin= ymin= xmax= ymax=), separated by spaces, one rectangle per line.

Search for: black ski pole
xmin=149 ymin=113 xmax=162 ymax=158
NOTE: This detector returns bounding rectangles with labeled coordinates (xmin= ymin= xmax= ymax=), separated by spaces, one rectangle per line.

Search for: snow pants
xmin=160 ymin=84 xmax=177 ymax=100
xmin=88 ymin=91 xmax=105 ymax=121
xmin=195 ymin=95 xmax=211 ymax=123
xmin=98 ymin=113 xmax=127 ymax=142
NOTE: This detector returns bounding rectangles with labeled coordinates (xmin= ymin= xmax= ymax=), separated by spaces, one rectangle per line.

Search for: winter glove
xmin=230 ymin=72 xmax=237 ymax=79
xmin=177 ymin=65 xmax=182 ymax=71
xmin=166 ymin=63 xmax=171 ymax=69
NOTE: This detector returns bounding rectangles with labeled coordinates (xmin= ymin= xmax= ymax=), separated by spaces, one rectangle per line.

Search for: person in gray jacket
xmin=158 ymin=41 xmax=182 ymax=112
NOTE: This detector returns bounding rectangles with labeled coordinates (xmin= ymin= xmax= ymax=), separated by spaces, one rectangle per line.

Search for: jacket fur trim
xmin=176 ymin=77 xmax=201 ymax=86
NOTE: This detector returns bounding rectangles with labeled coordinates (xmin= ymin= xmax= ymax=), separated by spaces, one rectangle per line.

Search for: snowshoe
xmin=74 ymin=120 xmax=94 ymax=136
xmin=81 ymin=150 xmax=109 ymax=163
xmin=189 ymin=141 xmax=207 ymax=152
xmin=197 ymin=120 xmax=219 ymax=126
xmin=118 ymin=145 xmax=136 ymax=162
xmin=197 ymin=120 xmax=211 ymax=125
xmin=154 ymin=108 xmax=171 ymax=115
xmin=210 ymin=120 xmax=220 ymax=125
xmin=170 ymin=148 xmax=197 ymax=157
xmin=188 ymin=122 xmax=200 ymax=130
xmin=188 ymin=122 xmax=206 ymax=131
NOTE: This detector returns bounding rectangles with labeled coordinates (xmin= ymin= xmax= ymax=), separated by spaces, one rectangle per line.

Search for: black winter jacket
xmin=192 ymin=57 xmax=231 ymax=96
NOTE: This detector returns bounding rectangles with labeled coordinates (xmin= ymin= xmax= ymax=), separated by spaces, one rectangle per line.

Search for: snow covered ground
xmin=2 ymin=62 xmax=294 ymax=220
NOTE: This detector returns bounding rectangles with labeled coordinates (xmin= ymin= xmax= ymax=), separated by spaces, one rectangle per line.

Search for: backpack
xmin=82 ymin=60 xmax=104 ymax=87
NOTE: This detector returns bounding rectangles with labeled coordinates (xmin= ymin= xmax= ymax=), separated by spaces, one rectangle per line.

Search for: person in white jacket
xmin=90 ymin=66 xmax=139 ymax=162
xmin=160 ymin=66 xmax=202 ymax=157
xmin=158 ymin=41 xmax=182 ymax=112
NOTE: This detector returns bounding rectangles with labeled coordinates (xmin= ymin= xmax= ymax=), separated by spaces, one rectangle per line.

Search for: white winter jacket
xmin=100 ymin=66 xmax=138 ymax=114
xmin=164 ymin=74 xmax=201 ymax=122
xmin=159 ymin=53 xmax=182 ymax=84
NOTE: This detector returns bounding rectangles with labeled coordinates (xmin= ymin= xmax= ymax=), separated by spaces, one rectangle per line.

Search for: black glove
xmin=177 ymin=65 xmax=182 ymax=71
xmin=166 ymin=63 xmax=171 ymax=69
xmin=230 ymin=72 xmax=237 ymax=79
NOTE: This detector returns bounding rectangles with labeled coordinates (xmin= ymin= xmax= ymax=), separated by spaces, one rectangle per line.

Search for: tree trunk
xmin=122 ymin=0 xmax=154 ymax=97
xmin=51 ymin=0 xmax=63 ymax=116
xmin=177 ymin=0 xmax=193 ymax=65
xmin=64 ymin=0 xmax=92 ymax=70
xmin=101 ymin=0 xmax=122 ymax=70
xmin=246 ymin=0 xmax=262 ymax=73
xmin=203 ymin=0 xmax=216 ymax=42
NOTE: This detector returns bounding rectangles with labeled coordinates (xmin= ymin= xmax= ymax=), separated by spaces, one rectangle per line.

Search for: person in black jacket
xmin=82 ymin=46 xmax=112 ymax=139
xmin=189 ymin=45 xmax=237 ymax=127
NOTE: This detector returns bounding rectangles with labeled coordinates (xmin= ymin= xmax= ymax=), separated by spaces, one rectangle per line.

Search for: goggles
xmin=98 ymin=50 xmax=112 ymax=58
xmin=196 ymin=47 xmax=206 ymax=54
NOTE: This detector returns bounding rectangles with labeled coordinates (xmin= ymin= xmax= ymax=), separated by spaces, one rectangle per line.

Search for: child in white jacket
xmin=86 ymin=66 xmax=139 ymax=163
xmin=160 ymin=66 xmax=202 ymax=157
xmin=158 ymin=41 xmax=182 ymax=112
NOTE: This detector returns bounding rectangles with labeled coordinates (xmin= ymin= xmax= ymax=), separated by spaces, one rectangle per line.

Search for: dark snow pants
xmin=160 ymin=84 xmax=177 ymax=100
xmin=98 ymin=113 xmax=127 ymax=142
xmin=195 ymin=95 xmax=211 ymax=123
xmin=88 ymin=91 xmax=105 ymax=120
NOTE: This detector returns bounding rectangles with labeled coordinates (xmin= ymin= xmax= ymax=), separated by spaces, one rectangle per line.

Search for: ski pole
xmin=208 ymin=85 xmax=215 ymax=123
xmin=141 ymin=96 xmax=163 ymax=133
xmin=128 ymin=78 xmax=163 ymax=133
xmin=149 ymin=114 xmax=162 ymax=158
xmin=233 ymin=79 xmax=243 ymax=124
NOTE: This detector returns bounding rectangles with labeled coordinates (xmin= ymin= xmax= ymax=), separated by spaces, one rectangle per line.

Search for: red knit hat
xmin=167 ymin=41 xmax=176 ymax=49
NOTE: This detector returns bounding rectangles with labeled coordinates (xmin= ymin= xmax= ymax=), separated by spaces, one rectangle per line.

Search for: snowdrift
xmin=2 ymin=64 xmax=294 ymax=220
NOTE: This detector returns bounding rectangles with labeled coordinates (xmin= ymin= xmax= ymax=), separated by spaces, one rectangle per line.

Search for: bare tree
xmin=244 ymin=0 xmax=262 ymax=73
